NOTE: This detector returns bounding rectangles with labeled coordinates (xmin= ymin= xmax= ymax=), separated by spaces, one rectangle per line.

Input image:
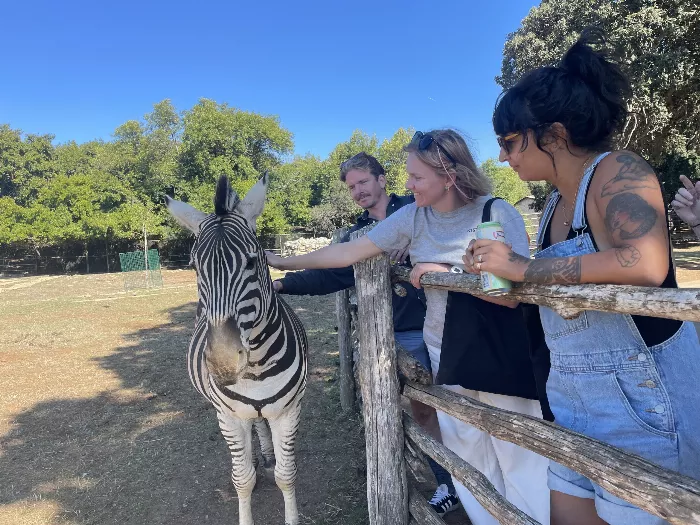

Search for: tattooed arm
xmin=466 ymin=152 xmax=670 ymax=286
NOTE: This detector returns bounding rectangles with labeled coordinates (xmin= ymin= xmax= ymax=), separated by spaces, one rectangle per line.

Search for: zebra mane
xmin=214 ymin=176 xmax=240 ymax=216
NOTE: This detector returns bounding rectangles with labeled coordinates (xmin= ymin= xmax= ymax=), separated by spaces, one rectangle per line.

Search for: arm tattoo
xmin=523 ymin=257 xmax=582 ymax=284
xmin=615 ymin=244 xmax=641 ymax=268
xmin=508 ymin=249 xmax=582 ymax=284
xmin=600 ymin=154 xmax=656 ymax=197
xmin=604 ymin=192 xmax=657 ymax=241
xmin=508 ymin=251 xmax=529 ymax=264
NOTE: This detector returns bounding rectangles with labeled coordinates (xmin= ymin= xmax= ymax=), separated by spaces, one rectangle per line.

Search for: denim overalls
xmin=535 ymin=152 xmax=700 ymax=525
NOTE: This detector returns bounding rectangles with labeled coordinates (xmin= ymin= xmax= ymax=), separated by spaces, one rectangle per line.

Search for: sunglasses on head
xmin=497 ymin=132 xmax=521 ymax=154
xmin=411 ymin=131 xmax=458 ymax=165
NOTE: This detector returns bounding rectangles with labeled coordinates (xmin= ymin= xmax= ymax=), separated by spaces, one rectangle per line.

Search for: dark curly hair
xmin=493 ymin=28 xmax=631 ymax=157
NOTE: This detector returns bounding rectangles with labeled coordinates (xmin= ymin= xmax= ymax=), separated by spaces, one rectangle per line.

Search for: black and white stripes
xmin=166 ymin=174 xmax=307 ymax=525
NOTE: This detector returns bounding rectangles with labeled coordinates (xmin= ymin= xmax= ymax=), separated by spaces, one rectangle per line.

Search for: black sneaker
xmin=429 ymin=484 xmax=461 ymax=516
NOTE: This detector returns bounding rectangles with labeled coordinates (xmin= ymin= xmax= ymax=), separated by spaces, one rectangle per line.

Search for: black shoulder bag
xmin=435 ymin=198 xmax=539 ymax=400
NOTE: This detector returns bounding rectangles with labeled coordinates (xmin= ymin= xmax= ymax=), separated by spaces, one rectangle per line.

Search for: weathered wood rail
xmin=337 ymin=239 xmax=700 ymax=524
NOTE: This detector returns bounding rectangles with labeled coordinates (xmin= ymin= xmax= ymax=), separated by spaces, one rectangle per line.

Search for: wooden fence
xmin=335 ymin=228 xmax=700 ymax=525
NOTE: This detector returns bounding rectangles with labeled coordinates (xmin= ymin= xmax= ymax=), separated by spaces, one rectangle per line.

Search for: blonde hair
xmin=404 ymin=129 xmax=492 ymax=200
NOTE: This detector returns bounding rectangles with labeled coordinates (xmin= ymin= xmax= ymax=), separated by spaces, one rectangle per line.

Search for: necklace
xmin=561 ymin=154 xmax=596 ymax=227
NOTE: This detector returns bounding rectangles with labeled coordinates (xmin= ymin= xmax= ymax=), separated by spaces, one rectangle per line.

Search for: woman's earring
xmin=444 ymin=185 xmax=450 ymax=192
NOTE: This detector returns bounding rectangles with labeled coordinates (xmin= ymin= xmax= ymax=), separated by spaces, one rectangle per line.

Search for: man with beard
xmin=273 ymin=152 xmax=460 ymax=516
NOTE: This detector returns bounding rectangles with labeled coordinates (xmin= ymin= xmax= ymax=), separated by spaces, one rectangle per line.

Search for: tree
xmin=0 ymin=125 xmax=56 ymax=205
xmin=178 ymin=99 xmax=293 ymax=191
xmin=481 ymin=159 xmax=530 ymax=205
xmin=498 ymin=0 xmax=700 ymax=208
xmin=378 ymin=128 xmax=413 ymax=194
xmin=272 ymin=155 xmax=324 ymax=227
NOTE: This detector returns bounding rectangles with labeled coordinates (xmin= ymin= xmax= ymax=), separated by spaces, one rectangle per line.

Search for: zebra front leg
xmin=267 ymin=401 xmax=302 ymax=525
xmin=253 ymin=418 xmax=275 ymax=469
xmin=217 ymin=411 xmax=256 ymax=525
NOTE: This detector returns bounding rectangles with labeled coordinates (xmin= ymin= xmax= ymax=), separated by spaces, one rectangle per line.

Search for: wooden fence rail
xmin=343 ymin=245 xmax=700 ymax=525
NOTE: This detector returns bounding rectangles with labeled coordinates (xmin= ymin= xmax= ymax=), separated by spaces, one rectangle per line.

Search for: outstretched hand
xmin=265 ymin=250 xmax=287 ymax=270
xmin=671 ymin=175 xmax=700 ymax=227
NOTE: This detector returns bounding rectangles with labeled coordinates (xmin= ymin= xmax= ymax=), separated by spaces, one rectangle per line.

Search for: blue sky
xmin=0 ymin=0 xmax=536 ymax=164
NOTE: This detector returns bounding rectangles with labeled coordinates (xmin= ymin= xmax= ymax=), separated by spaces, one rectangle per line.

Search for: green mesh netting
xmin=119 ymin=249 xmax=163 ymax=291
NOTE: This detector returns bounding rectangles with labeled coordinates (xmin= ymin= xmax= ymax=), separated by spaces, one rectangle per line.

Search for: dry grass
xmin=3 ymin=257 xmax=698 ymax=525
xmin=0 ymin=270 xmax=368 ymax=525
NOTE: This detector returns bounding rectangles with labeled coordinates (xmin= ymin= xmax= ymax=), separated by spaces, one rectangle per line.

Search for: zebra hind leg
xmin=253 ymin=417 xmax=276 ymax=470
xmin=217 ymin=411 xmax=256 ymax=525
xmin=267 ymin=402 xmax=302 ymax=525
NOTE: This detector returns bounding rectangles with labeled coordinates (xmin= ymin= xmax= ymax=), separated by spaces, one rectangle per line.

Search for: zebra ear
xmin=164 ymin=196 xmax=208 ymax=235
xmin=238 ymin=172 xmax=269 ymax=231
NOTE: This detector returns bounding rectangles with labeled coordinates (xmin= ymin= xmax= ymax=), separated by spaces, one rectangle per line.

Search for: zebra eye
xmin=245 ymin=253 xmax=258 ymax=270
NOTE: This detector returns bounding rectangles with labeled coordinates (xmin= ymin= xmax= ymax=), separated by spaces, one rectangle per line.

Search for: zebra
xmin=165 ymin=173 xmax=308 ymax=525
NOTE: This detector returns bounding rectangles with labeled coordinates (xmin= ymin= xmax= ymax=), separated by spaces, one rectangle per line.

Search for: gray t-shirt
xmin=366 ymin=195 xmax=530 ymax=349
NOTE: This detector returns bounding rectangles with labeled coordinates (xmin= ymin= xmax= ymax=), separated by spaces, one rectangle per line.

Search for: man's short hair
xmin=339 ymin=152 xmax=385 ymax=182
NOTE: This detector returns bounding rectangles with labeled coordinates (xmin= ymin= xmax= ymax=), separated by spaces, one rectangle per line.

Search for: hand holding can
xmin=475 ymin=222 xmax=512 ymax=295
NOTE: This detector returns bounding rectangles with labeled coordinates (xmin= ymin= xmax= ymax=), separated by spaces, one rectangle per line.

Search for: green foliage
xmin=0 ymin=125 xmax=56 ymax=204
xmin=528 ymin=181 xmax=554 ymax=212
xmin=498 ymin=0 xmax=700 ymax=201
xmin=378 ymin=128 xmax=413 ymax=194
xmin=272 ymin=155 xmax=324 ymax=226
xmin=481 ymin=159 xmax=530 ymax=205
xmin=0 ymin=97 xmax=297 ymax=256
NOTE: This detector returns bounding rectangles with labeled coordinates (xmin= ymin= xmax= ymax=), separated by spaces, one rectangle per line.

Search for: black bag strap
xmin=481 ymin=197 xmax=502 ymax=223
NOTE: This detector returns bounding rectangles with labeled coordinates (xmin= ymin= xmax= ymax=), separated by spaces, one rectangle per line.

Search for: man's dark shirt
xmin=278 ymin=194 xmax=426 ymax=333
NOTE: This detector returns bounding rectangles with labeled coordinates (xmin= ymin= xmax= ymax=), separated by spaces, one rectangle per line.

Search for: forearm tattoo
xmin=524 ymin=257 xmax=582 ymax=284
xmin=508 ymin=251 xmax=582 ymax=284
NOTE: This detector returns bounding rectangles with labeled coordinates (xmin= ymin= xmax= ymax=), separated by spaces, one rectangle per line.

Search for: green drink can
xmin=476 ymin=221 xmax=512 ymax=295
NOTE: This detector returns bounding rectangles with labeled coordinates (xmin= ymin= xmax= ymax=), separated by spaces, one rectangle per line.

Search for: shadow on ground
xmin=675 ymin=250 xmax=700 ymax=272
xmin=0 ymin=295 xmax=368 ymax=525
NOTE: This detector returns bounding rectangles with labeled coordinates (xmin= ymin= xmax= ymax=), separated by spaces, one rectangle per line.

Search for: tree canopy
xmin=498 ymin=0 xmax=699 ymax=208
xmin=0 ymin=98 xmax=553 ymax=261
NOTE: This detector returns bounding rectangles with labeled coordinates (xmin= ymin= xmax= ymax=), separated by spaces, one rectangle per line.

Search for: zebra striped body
xmin=166 ymin=174 xmax=307 ymax=525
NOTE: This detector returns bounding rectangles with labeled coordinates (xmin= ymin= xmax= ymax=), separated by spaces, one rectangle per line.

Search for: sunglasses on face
xmin=497 ymin=132 xmax=521 ymax=154
xmin=411 ymin=131 xmax=458 ymax=165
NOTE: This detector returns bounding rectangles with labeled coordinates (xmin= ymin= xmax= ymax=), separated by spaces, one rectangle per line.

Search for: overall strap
xmin=536 ymin=191 xmax=560 ymax=250
xmin=572 ymin=152 xmax=612 ymax=232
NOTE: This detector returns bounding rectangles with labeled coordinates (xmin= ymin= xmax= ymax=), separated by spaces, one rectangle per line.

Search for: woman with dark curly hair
xmin=466 ymin=30 xmax=700 ymax=525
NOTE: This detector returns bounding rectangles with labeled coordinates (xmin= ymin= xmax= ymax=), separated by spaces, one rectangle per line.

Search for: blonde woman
xmin=266 ymin=129 xmax=550 ymax=525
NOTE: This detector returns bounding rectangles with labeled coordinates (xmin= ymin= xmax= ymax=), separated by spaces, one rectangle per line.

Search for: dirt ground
xmin=673 ymin=246 xmax=700 ymax=286
xmin=2 ymin=251 xmax=698 ymax=525
xmin=0 ymin=270 xmax=368 ymax=525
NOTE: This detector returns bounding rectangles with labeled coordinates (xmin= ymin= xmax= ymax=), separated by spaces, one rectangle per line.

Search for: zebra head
xmin=165 ymin=174 xmax=272 ymax=381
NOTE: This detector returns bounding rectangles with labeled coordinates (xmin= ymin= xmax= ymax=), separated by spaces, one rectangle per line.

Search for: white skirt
xmin=426 ymin=343 xmax=551 ymax=525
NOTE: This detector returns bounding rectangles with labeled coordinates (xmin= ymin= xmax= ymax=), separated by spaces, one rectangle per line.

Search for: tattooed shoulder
xmin=600 ymin=152 xmax=656 ymax=198
xmin=604 ymin=192 xmax=657 ymax=241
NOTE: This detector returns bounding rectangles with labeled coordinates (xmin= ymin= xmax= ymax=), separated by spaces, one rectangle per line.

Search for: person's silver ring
xmin=477 ymin=254 xmax=483 ymax=263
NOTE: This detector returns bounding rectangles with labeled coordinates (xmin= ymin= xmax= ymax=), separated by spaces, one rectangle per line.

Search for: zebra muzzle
xmin=205 ymin=318 xmax=249 ymax=385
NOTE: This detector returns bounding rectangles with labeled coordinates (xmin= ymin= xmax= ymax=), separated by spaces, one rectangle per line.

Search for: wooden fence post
xmin=333 ymin=228 xmax=355 ymax=411
xmin=353 ymin=250 xmax=408 ymax=525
